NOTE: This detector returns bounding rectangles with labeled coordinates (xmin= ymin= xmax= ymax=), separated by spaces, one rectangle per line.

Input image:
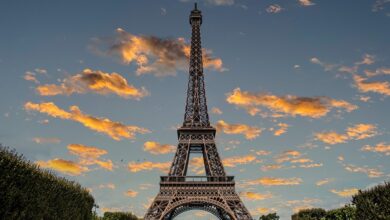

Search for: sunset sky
xmin=1 ymin=0 xmax=389 ymax=219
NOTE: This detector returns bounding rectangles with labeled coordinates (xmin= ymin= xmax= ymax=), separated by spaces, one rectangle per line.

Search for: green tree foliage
xmin=103 ymin=212 xmax=139 ymax=220
xmin=0 ymin=145 xmax=95 ymax=220
xmin=291 ymin=208 xmax=326 ymax=220
xmin=325 ymin=205 xmax=356 ymax=220
xmin=259 ymin=212 xmax=280 ymax=220
xmin=352 ymin=182 xmax=390 ymax=220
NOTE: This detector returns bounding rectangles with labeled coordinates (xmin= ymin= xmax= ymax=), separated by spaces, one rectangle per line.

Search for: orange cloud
xmin=25 ymin=102 xmax=149 ymax=140
xmin=124 ymin=189 xmax=138 ymax=198
xmin=255 ymin=150 xmax=272 ymax=156
xmin=330 ymin=188 xmax=359 ymax=197
xmin=361 ymin=142 xmax=390 ymax=155
xmin=274 ymin=150 xmax=301 ymax=163
xmin=226 ymin=88 xmax=357 ymax=118
xmin=299 ymin=163 xmax=323 ymax=168
xmin=215 ymin=120 xmax=262 ymax=139
xmin=316 ymin=178 xmax=333 ymax=186
xmin=353 ymin=75 xmax=390 ymax=96
xmin=241 ymin=192 xmax=273 ymax=201
xmin=36 ymin=158 xmax=89 ymax=176
xmin=67 ymin=144 xmax=113 ymax=171
xmin=90 ymin=28 xmax=225 ymax=76
xmin=344 ymin=164 xmax=383 ymax=178
xmin=364 ymin=67 xmax=390 ymax=77
xmin=247 ymin=177 xmax=302 ymax=186
xmin=273 ymin=123 xmax=289 ymax=136
xmin=143 ymin=141 xmax=175 ymax=155
xmin=299 ymin=0 xmax=315 ymax=6
xmin=261 ymin=164 xmax=283 ymax=171
xmin=315 ymin=123 xmax=378 ymax=145
xmin=33 ymin=137 xmax=61 ymax=144
xmin=36 ymin=69 xmax=148 ymax=100
xmin=222 ymin=155 xmax=257 ymax=167
xmin=128 ymin=161 xmax=170 ymax=173
xmin=211 ymin=107 xmax=223 ymax=115
xmin=24 ymin=71 xmax=39 ymax=84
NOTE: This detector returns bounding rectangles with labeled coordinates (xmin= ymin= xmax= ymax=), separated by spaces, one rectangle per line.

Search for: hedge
xmin=102 ymin=212 xmax=139 ymax=220
xmin=0 ymin=145 xmax=95 ymax=220
xmin=352 ymin=182 xmax=390 ymax=220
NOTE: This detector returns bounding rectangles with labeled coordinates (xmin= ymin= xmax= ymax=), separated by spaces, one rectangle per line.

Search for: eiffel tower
xmin=144 ymin=4 xmax=252 ymax=220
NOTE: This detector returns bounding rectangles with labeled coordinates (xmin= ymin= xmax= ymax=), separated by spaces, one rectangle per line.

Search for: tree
xmin=259 ymin=213 xmax=280 ymax=220
xmin=325 ymin=205 xmax=356 ymax=220
xmin=291 ymin=208 xmax=326 ymax=220
xmin=103 ymin=212 xmax=139 ymax=220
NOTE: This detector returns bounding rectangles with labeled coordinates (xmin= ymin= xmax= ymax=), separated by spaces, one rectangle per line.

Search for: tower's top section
xmin=190 ymin=3 xmax=202 ymax=25
xmin=182 ymin=4 xmax=211 ymax=129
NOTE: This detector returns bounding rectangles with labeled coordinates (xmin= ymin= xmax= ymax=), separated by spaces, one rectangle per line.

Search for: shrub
xmin=352 ymin=182 xmax=390 ymax=220
xmin=291 ymin=208 xmax=326 ymax=220
xmin=0 ymin=145 xmax=95 ymax=219
xmin=259 ymin=212 xmax=280 ymax=220
xmin=103 ymin=212 xmax=139 ymax=220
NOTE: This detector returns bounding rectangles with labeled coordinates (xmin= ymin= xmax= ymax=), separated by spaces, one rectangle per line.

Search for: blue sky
xmin=0 ymin=0 xmax=389 ymax=219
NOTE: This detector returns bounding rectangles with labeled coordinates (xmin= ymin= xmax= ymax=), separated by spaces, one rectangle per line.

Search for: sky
xmin=0 ymin=0 xmax=389 ymax=219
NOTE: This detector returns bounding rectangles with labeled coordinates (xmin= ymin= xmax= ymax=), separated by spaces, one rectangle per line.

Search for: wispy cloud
xmin=273 ymin=123 xmax=289 ymax=136
xmin=226 ymin=88 xmax=357 ymax=118
xmin=316 ymin=178 xmax=334 ymax=186
xmin=223 ymin=154 xmax=257 ymax=167
xmin=372 ymin=0 xmax=390 ymax=12
xmin=36 ymin=69 xmax=148 ymax=100
xmin=353 ymin=75 xmax=390 ymax=97
xmin=315 ymin=123 xmax=378 ymax=145
xmin=344 ymin=164 xmax=383 ymax=178
xmin=90 ymin=28 xmax=225 ymax=77
xmin=266 ymin=4 xmax=283 ymax=14
xmin=211 ymin=107 xmax=223 ymax=115
xmin=68 ymin=144 xmax=113 ymax=171
xmin=36 ymin=158 xmax=89 ymax=176
xmin=330 ymin=188 xmax=359 ymax=197
xmin=33 ymin=137 xmax=61 ymax=144
xmin=25 ymin=102 xmax=149 ymax=140
xmin=124 ymin=189 xmax=138 ymax=197
xmin=361 ymin=142 xmax=390 ymax=155
xmin=127 ymin=161 xmax=170 ymax=173
xmin=240 ymin=191 xmax=273 ymax=201
xmin=299 ymin=0 xmax=315 ymax=7
xmin=215 ymin=120 xmax=262 ymax=139
xmin=246 ymin=177 xmax=303 ymax=186
xmin=206 ymin=0 xmax=234 ymax=6
xmin=143 ymin=141 xmax=175 ymax=155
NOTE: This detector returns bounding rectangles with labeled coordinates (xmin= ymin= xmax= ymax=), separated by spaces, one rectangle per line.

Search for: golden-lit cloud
xmin=215 ymin=120 xmax=262 ymax=139
xmin=222 ymin=155 xmax=257 ymax=167
xmin=67 ymin=144 xmax=113 ymax=171
xmin=33 ymin=137 xmax=61 ymax=144
xmin=252 ymin=207 xmax=276 ymax=215
xmin=274 ymin=150 xmax=301 ymax=163
xmin=255 ymin=150 xmax=272 ymax=156
xmin=261 ymin=164 xmax=283 ymax=171
xmin=330 ymin=188 xmax=359 ymax=197
xmin=241 ymin=192 xmax=273 ymax=201
xmin=36 ymin=69 xmax=148 ymax=100
xmin=361 ymin=142 xmax=390 ymax=155
xmin=273 ymin=123 xmax=289 ymax=136
xmin=143 ymin=141 xmax=175 ymax=155
xmin=365 ymin=67 xmax=390 ymax=77
xmin=353 ymin=75 xmax=390 ymax=96
xmin=124 ymin=189 xmax=138 ymax=198
xmin=90 ymin=28 xmax=225 ymax=76
xmin=211 ymin=107 xmax=223 ymax=115
xmin=299 ymin=0 xmax=315 ymax=6
xmin=25 ymin=102 xmax=150 ymax=140
xmin=24 ymin=71 xmax=39 ymax=84
xmin=315 ymin=123 xmax=378 ymax=145
xmin=127 ymin=161 xmax=170 ymax=173
xmin=266 ymin=4 xmax=283 ymax=13
xmin=299 ymin=163 xmax=323 ymax=168
xmin=247 ymin=177 xmax=302 ymax=186
xmin=316 ymin=178 xmax=333 ymax=186
xmin=355 ymin=54 xmax=375 ymax=66
xmin=226 ymin=88 xmax=357 ymax=118
xmin=344 ymin=164 xmax=383 ymax=178
xmin=36 ymin=158 xmax=89 ymax=176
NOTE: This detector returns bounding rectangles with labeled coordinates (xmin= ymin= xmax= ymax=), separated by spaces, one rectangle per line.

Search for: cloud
xmin=361 ymin=142 xmax=390 ymax=155
xmin=124 ymin=189 xmax=138 ymax=197
xmin=273 ymin=123 xmax=289 ymax=136
xmin=222 ymin=155 xmax=257 ymax=167
xmin=353 ymin=75 xmax=390 ymax=96
xmin=25 ymin=102 xmax=149 ymax=140
xmin=98 ymin=183 xmax=116 ymax=189
xmin=364 ymin=67 xmax=390 ymax=77
xmin=355 ymin=54 xmax=375 ymax=66
xmin=316 ymin=178 xmax=333 ymax=186
xmin=215 ymin=120 xmax=262 ymax=139
xmin=299 ymin=163 xmax=323 ymax=168
xmin=246 ymin=177 xmax=302 ymax=186
xmin=90 ymin=28 xmax=225 ymax=77
xmin=372 ymin=0 xmax=390 ymax=12
xmin=33 ymin=137 xmax=61 ymax=144
xmin=128 ymin=161 xmax=170 ymax=173
xmin=266 ymin=4 xmax=283 ymax=13
xmin=24 ymin=71 xmax=39 ymax=84
xmin=206 ymin=0 xmax=234 ymax=6
xmin=226 ymin=88 xmax=357 ymax=118
xmin=261 ymin=164 xmax=283 ymax=171
xmin=274 ymin=150 xmax=301 ymax=163
xmin=255 ymin=150 xmax=271 ymax=156
xmin=330 ymin=188 xmax=359 ymax=197
xmin=211 ymin=107 xmax=223 ymax=115
xmin=36 ymin=69 xmax=149 ymax=100
xmin=241 ymin=192 xmax=273 ymax=201
xmin=67 ymin=144 xmax=113 ymax=171
xmin=310 ymin=57 xmax=337 ymax=71
xmin=143 ymin=141 xmax=175 ymax=155
xmin=344 ymin=164 xmax=383 ymax=178
xmin=299 ymin=0 xmax=315 ymax=6
xmin=315 ymin=123 xmax=378 ymax=145
xmin=36 ymin=158 xmax=89 ymax=176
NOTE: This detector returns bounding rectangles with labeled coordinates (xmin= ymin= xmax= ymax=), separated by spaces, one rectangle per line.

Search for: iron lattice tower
xmin=144 ymin=4 xmax=252 ymax=220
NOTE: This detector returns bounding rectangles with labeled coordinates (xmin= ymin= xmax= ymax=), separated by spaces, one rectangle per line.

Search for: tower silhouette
xmin=144 ymin=4 xmax=252 ymax=220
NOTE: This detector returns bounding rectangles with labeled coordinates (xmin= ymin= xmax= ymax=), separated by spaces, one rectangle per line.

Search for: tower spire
xmin=183 ymin=3 xmax=209 ymax=128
